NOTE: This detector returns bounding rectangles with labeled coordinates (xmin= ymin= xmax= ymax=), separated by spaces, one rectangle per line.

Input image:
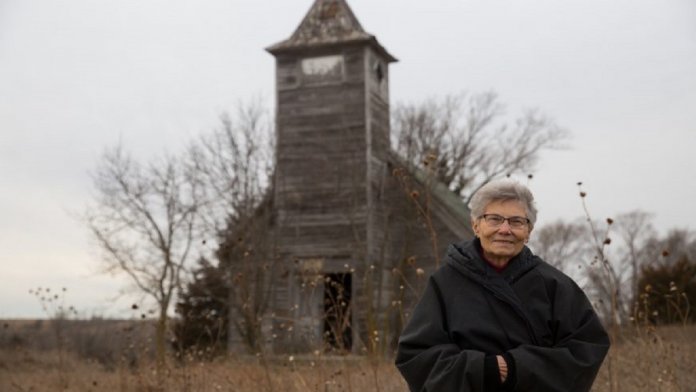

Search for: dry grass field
xmin=1 ymin=320 xmax=695 ymax=391
xmin=0 ymin=349 xmax=406 ymax=392
xmin=592 ymin=325 xmax=696 ymax=392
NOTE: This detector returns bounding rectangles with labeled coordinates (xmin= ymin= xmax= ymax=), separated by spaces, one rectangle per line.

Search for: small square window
xmin=301 ymin=55 xmax=344 ymax=84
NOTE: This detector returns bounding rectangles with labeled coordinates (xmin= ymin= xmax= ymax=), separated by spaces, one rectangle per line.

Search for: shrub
xmin=636 ymin=256 xmax=695 ymax=324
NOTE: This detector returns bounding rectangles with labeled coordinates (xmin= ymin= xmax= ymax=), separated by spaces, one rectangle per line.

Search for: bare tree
xmin=541 ymin=206 xmax=689 ymax=328
xmin=580 ymin=211 xmax=663 ymax=324
xmin=187 ymin=102 xmax=274 ymax=243
xmin=530 ymin=218 xmax=590 ymax=272
xmin=185 ymin=102 xmax=276 ymax=354
xmin=85 ymin=146 xmax=200 ymax=370
xmin=392 ymin=91 xmax=568 ymax=202
xmin=614 ymin=210 xmax=656 ymax=305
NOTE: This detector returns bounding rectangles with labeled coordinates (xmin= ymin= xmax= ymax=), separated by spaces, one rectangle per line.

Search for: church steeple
xmin=265 ymin=0 xmax=398 ymax=353
xmin=267 ymin=0 xmax=396 ymax=62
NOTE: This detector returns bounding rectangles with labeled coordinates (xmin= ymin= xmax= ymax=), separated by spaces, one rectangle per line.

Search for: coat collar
xmin=445 ymin=238 xmax=540 ymax=285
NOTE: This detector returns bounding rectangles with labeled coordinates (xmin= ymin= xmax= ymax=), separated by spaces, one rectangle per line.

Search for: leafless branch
xmin=392 ymin=91 xmax=568 ymax=203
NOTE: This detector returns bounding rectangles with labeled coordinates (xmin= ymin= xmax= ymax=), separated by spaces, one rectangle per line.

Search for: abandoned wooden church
xmin=222 ymin=0 xmax=473 ymax=354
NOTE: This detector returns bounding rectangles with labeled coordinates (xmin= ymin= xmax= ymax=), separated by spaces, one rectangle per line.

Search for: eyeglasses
xmin=479 ymin=214 xmax=530 ymax=229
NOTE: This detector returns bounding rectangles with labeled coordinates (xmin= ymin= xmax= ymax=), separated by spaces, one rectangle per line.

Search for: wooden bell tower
xmin=266 ymin=0 xmax=397 ymax=352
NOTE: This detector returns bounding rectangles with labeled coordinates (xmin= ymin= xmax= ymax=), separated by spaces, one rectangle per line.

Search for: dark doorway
xmin=323 ymin=273 xmax=352 ymax=352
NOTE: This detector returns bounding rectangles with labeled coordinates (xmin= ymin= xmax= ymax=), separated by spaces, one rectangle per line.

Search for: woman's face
xmin=472 ymin=199 xmax=532 ymax=264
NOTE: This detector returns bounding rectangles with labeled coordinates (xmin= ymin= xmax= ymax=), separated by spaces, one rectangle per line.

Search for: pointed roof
xmin=267 ymin=0 xmax=396 ymax=62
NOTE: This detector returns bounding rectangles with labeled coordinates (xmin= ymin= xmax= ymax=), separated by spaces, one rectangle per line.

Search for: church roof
xmin=267 ymin=0 xmax=396 ymax=62
xmin=388 ymin=152 xmax=474 ymax=238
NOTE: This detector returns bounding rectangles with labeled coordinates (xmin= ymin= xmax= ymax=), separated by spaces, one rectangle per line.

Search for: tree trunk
xmin=155 ymin=306 xmax=168 ymax=376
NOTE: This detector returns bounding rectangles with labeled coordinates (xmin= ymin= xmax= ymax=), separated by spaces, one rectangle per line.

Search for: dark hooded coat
xmin=396 ymin=239 xmax=610 ymax=392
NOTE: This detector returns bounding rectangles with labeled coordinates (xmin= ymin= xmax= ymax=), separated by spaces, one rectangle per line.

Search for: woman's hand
xmin=496 ymin=355 xmax=508 ymax=383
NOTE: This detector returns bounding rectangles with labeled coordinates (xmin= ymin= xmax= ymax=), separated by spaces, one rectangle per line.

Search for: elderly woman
xmin=395 ymin=180 xmax=609 ymax=392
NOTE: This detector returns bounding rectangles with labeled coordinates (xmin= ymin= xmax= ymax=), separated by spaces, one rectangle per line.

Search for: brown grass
xmin=592 ymin=325 xmax=696 ymax=392
xmin=0 ymin=349 xmax=406 ymax=392
xmin=1 ymin=321 xmax=695 ymax=391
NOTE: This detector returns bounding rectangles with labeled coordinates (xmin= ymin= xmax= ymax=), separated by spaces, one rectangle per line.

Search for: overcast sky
xmin=1 ymin=0 xmax=695 ymax=319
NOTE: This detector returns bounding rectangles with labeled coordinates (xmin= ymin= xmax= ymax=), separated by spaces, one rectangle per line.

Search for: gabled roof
xmin=267 ymin=0 xmax=397 ymax=62
xmin=388 ymin=151 xmax=474 ymax=238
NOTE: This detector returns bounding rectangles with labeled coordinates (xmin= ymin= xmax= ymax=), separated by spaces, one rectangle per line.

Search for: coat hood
xmin=445 ymin=238 xmax=541 ymax=285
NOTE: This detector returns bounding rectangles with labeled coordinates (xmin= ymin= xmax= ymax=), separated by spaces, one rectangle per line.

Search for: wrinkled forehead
xmin=483 ymin=198 xmax=529 ymax=215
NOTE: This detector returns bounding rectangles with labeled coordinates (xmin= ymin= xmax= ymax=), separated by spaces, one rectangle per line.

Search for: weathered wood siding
xmin=274 ymin=46 xmax=368 ymax=256
xmin=272 ymin=46 xmax=371 ymax=352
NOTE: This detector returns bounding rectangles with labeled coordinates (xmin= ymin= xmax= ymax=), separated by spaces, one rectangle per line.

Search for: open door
xmin=323 ymin=273 xmax=352 ymax=352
